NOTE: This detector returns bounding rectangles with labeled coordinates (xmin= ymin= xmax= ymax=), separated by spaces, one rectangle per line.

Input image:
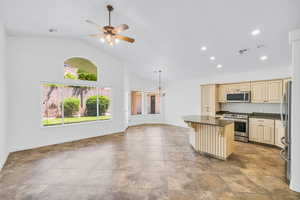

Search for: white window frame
xmin=130 ymin=90 xmax=161 ymax=116
xmin=40 ymin=81 xmax=113 ymax=128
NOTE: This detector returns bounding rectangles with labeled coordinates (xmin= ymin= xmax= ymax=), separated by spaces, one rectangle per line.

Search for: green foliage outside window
xmin=78 ymin=70 xmax=97 ymax=81
xmin=64 ymin=73 xmax=77 ymax=80
xmin=86 ymin=95 xmax=110 ymax=116
xmin=63 ymin=98 xmax=80 ymax=117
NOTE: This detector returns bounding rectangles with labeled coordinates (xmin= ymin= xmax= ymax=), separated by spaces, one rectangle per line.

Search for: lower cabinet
xmin=249 ymin=118 xmax=275 ymax=145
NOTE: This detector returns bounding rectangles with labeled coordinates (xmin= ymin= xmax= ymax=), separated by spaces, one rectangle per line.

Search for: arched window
xmin=41 ymin=57 xmax=112 ymax=127
xmin=64 ymin=57 xmax=98 ymax=82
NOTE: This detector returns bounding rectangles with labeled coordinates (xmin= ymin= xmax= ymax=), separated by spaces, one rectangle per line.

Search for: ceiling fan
xmin=86 ymin=5 xmax=135 ymax=46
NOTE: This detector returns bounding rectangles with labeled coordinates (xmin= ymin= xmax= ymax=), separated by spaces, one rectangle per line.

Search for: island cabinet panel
xmin=193 ymin=123 xmax=234 ymax=160
xmin=249 ymin=118 xmax=275 ymax=145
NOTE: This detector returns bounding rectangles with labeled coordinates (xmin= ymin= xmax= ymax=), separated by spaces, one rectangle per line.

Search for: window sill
xmin=130 ymin=114 xmax=161 ymax=117
xmin=41 ymin=118 xmax=113 ymax=129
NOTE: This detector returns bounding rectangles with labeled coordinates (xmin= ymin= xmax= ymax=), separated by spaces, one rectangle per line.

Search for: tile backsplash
xmin=221 ymin=103 xmax=280 ymax=114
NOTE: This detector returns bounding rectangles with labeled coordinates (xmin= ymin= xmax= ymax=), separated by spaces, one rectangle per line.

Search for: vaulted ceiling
xmin=1 ymin=0 xmax=300 ymax=81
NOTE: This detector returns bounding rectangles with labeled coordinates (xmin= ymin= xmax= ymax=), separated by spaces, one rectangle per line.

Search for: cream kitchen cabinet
xmin=268 ymin=80 xmax=283 ymax=103
xmin=226 ymin=82 xmax=250 ymax=93
xmin=235 ymin=82 xmax=251 ymax=92
xmin=217 ymin=84 xmax=227 ymax=102
xmin=201 ymin=84 xmax=219 ymax=116
xmin=251 ymin=80 xmax=283 ymax=103
xmin=275 ymin=120 xmax=285 ymax=148
xmin=217 ymin=82 xmax=250 ymax=102
xmin=251 ymin=81 xmax=268 ymax=103
xmin=249 ymin=118 xmax=275 ymax=145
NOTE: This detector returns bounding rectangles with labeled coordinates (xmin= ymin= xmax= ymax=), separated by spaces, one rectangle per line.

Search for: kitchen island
xmin=183 ymin=115 xmax=234 ymax=160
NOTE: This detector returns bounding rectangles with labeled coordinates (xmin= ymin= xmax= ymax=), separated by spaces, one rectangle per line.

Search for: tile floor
xmin=0 ymin=124 xmax=299 ymax=200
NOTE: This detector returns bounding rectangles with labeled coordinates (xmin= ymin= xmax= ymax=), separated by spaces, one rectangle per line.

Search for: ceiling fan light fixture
xmin=100 ymin=37 xmax=105 ymax=43
xmin=87 ymin=4 xmax=135 ymax=46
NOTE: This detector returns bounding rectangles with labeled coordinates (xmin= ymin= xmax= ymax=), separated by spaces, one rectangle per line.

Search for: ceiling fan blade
xmin=86 ymin=19 xmax=103 ymax=30
xmin=89 ymin=33 xmax=104 ymax=38
xmin=115 ymin=34 xmax=135 ymax=43
xmin=113 ymin=24 xmax=129 ymax=33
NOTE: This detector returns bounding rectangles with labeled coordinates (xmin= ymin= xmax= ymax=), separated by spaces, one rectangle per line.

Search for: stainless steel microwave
xmin=226 ymin=92 xmax=250 ymax=102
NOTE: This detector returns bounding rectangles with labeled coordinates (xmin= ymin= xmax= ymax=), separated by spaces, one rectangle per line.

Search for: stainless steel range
xmin=223 ymin=113 xmax=249 ymax=142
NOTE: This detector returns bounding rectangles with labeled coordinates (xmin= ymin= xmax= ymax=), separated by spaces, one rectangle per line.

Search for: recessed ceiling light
xmin=260 ymin=56 xmax=268 ymax=61
xmin=216 ymin=64 xmax=223 ymax=69
xmin=210 ymin=56 xmax=216 ymax=61
xmin=201 ymin=46 xmax=207 ymax=51
xmin=251 ymin=29 xmax=261 ymax=36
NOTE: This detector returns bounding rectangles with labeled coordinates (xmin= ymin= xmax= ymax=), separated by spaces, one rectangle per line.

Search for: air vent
xmin=238 ymin=48 xmax=250 ymax=55
xmin=257 ymin=44 xmax=265 ymax=49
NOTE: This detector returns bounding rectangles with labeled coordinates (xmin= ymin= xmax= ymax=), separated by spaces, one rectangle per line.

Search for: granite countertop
xmin=183 ymin=115 xmax=234 ymax=127
xmin=249 ymin=112 xmax=282 ymax=120
xmin=216 ymin=111 xmax=281 ymax=120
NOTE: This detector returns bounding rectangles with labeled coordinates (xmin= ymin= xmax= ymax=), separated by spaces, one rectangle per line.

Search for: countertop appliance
xmin=223 ymin=113 xmax=249 ymax=142
xmin=280 ymin=81 xmax=292 ymax=182
xmin=226 ymin=91 xmax=250 ymax=103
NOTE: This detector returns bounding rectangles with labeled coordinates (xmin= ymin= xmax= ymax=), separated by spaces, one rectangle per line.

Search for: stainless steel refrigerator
xmin=280 ymin=80 xmax=292 ymax=182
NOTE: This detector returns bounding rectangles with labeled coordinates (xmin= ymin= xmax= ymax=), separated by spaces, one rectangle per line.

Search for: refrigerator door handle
xmin=281 ymin=136 xmax=288 ymax=146
xmin=280 ymin=92 xmax=286 ymax=126
xmin=280 ymin=148 xmax=289 ymax=162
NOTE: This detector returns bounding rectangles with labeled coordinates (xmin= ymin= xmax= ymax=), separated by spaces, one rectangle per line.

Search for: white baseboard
xmin=0 ymin=152 xmax=9 ymax=171
xmin=290 ymin=180 xmax=300 ymax=193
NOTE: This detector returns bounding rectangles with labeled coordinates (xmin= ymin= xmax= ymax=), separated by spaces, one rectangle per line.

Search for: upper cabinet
xmin=251 ymin=81 xmax=268 ymax=103
xmin=201 ymin=84 xmax=219 ymax=116
xmin=217 ymin=82 xmax=250 ymax=103
xmin=216 ymin=78 xmax=289 ymax=104
xmin=217 ymin=84 xmax=227 ymax=103
xmin=234 ymin=82 xmax=251 ymax=92
xmin=268 ymin=80 xmax=283 ymax=103
xmin=251 ymin=80 xmax=283 ymax=103
xmin=226 ymin=82 xmax=250 ymax=93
